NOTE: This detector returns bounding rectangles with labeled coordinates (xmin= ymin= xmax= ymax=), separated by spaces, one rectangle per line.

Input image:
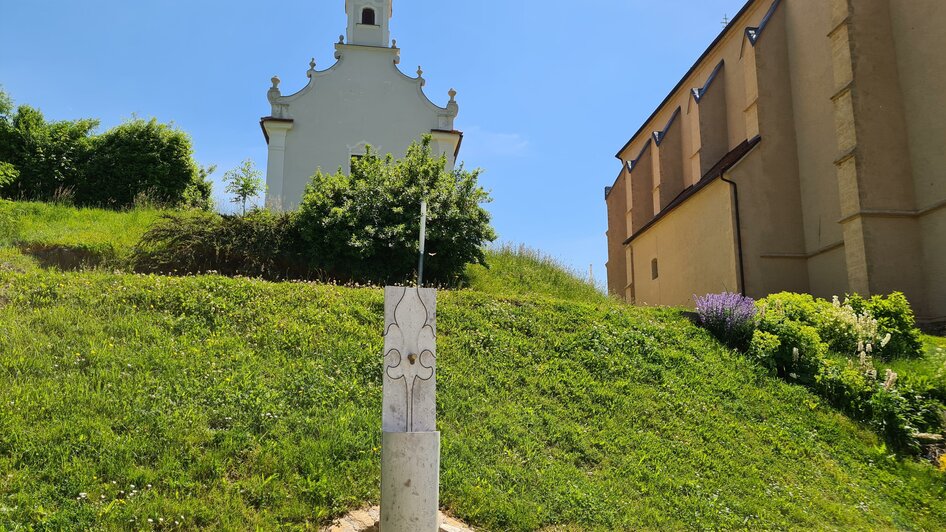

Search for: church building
xmin=261 ymin=0 xmax=462 ymax=210
xmin=605 ymin=0 xmax=946 ymax=330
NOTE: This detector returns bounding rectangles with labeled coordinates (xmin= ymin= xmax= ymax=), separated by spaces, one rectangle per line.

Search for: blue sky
xmin=1 ymin=0 xmax=747 ymax=287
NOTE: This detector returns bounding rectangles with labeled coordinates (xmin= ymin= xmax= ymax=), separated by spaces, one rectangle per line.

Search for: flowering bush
xmin=698 ymin=290 xmax=942 ymax=455
xmin=847 ymin=293 xmax=923 ymax=359
xmin=819 ymin=296 xmax=880 ymax=356
xmin=695 ymin=292 xmax=757 ymax=350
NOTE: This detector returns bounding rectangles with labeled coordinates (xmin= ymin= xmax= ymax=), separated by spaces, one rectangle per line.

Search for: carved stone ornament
xmin=382 ymin=286 xmax=436 ymax=433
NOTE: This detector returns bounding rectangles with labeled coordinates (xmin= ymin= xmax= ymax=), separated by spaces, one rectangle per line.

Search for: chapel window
xmin=361 ymin=8 xmax=376 ymax=25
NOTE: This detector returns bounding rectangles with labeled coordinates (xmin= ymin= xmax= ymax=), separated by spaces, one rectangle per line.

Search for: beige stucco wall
xmin=783 ymin=0 xmax=847 ymax=299
xmin=920 ymin=210 xmax=946 ymax=323
xmin=890 ymin=0 xmax=946 ymax=211
xmin=607 ymin=0 xmax=944 ymax=326
xmin=631 ymin=179 xmax=739 ymax=307
xmin=889 ymin=0 xmax=946 ymax=323
xmin=605 ymin=172 xmax=628 ymax=298
xmin=725 ymin=145 xmax=810 ymax=298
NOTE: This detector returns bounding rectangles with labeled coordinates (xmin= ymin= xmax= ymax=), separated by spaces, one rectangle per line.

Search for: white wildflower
xmin=883 ymin=369 xmax=898 ymax=390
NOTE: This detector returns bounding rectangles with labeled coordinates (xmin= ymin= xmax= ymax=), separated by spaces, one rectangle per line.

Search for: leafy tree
xmin=0 ymin=87 xmax=12 ymax=119
xmin=0 ymin=88 xmax=209 ymax=209
xmin=295 ymin=136 xmax=496 ymax=285
xmin=82 ymin=118 xmax=199 ymax=208
xmin=0 ymin=95 xmax=98 ymax=201
xmin=181 ymin=164 xmax=216 ymax=211
xmin=223 ymin=159 xmax=265 ymax=215
xmin=0 ymin=162 xmax=17 ymax=190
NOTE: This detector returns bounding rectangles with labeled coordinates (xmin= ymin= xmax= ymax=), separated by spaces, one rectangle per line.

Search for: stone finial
xmin=309 ymin=57 xmax=316 ymax=70
xmin=416 ymin=65 xmax=423 ymax=78
xmin=339 ymin=34 xmax=345 ymax=44
xmin=391 ymin=39 xmax=397 ymax=48
xmin=448 ymin=88 xmax=457 ymax=102
xmin=268 ymin=76 xmax=282 ymax=106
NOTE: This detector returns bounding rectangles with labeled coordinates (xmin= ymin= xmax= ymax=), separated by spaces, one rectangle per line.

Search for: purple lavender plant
xmin=695 ymin=292 xmax=757 ymax=349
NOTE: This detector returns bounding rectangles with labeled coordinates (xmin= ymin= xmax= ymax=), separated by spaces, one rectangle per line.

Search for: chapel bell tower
xmin=346 ymin=0 xmax=393 ymax=47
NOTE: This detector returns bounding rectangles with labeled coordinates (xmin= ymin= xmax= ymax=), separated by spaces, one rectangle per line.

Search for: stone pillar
xmin=829 ymin=0 xmax=926 ymax=313
xmin=263 ymin=120 xmax=293 ymax=211
xmin=380 ymin=286 xmax=439 ymax=532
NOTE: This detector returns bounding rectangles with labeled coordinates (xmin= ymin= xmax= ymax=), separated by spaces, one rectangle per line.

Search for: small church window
xmin=651 ymin=258 xmax=659 ymax=280
xmin=361 ymin=8 xmax=376 ymax=25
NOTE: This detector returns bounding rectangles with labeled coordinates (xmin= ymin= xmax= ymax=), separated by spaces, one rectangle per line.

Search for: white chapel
xmin=261 ymin=0 xmax=462 ymax=210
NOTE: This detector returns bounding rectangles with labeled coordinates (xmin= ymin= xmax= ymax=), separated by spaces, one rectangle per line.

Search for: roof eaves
xmin=692 ymin=60 xmax=726 ymax=103
xmin=614 ymin=0 xmax=764 ymax=160
xmin=746 ymin=0 xmax=783 ymax=46
xmin=622 ymin=135 xmax=762 ymax=245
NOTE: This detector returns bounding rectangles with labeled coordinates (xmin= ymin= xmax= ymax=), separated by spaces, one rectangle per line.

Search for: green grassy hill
xmin=0 ymin=200 xmax=162 ymax=272
xmin=0 ymin=201 xmax=944 ymax=530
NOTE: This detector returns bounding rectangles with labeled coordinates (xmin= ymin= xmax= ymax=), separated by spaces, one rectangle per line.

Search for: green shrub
xmin=755 ymin=300 xmax=827 ymax=383
xmin=896 ymin=374 xmax=946 ymax=430
xmin=868 ymin=387 xmax=922 ymax=454
xmin=746 ymin=292 xmax=941 ymax=455
xmin=760 ymin=292 xmax=879 ymax=356
xmin=848 ymin=293 xmax=923 ymax=359
xmin=82 ymin=118 xmax=203 ymax=209
xmin=295 ymin=136 xmax=496 ymax=285
xmin=759 ymin=292 xmax=825 ymax=323
xmin=813 ymin=360 xmax=938 ymax=453
xmin=0 ymin=102 xmax=97 ymax=201
xmin=748 ymin=330 xmax=781 ymax=372
xmin=133 ymin=139 xmax=496 ymax=286
xmin=814 ymin=357 xmax=875 ymax=420
xmin=0 ymin=89 xmax=210 ymax=209
xmin=133 ymin=210 xmax=308 ymax=279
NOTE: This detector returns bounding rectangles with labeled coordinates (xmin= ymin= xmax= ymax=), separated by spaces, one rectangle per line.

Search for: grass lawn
xmin=0 ymin=200 xmax=164 ymax=269
xmin=463 ymin=244 xmax=606 ymax=304
xmin=886 ymin=335 xmax=946 ymax=380
xmin=877 ymin=335 xmax=946 ymax=404
xmin=0 ymin=201 xmax=943 ymax=529
xmin=0 ymin=270 xmax=944 ymax=530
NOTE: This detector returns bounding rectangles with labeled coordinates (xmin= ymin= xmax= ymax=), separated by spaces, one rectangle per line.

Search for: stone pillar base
xmin=380 ymin=431 xmax=440 ymax=532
